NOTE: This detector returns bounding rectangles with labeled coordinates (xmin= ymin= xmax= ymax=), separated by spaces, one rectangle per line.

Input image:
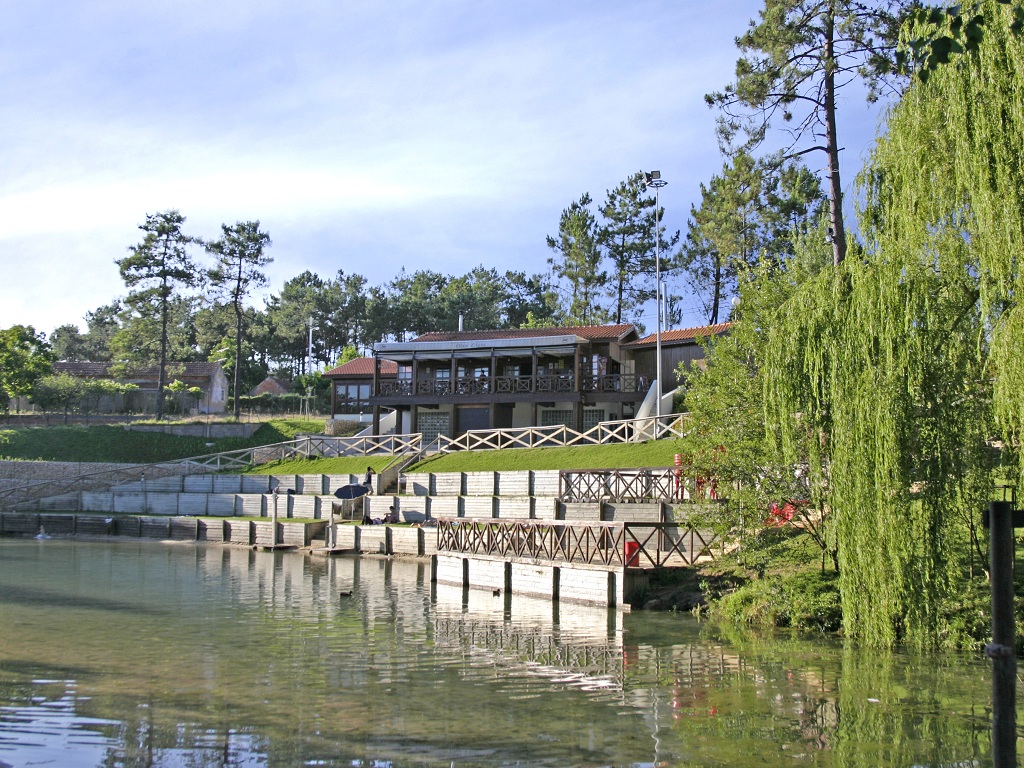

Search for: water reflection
xmin=0 ymin=539 xmax=1004 ymax=767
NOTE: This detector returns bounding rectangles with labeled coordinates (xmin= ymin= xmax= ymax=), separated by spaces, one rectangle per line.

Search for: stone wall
xmin=0 ymin=460 xmax=140 ymax=490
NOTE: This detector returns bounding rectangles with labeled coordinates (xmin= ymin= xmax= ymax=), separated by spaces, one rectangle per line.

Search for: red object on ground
xmin=624 ymin=541 xmax=640 ymax=566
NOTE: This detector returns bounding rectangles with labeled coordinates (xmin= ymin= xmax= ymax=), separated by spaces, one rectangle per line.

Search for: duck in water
xmin=34 ymin=526 xmax=50 ymax=539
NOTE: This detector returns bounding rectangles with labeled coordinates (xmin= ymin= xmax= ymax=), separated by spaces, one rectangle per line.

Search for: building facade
xmin=324 ymin=323 xmax=729 ymax=440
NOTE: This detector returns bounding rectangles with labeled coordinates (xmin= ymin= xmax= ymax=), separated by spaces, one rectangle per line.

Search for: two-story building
xmin=325 ymin=322 xmax=730 ymax=442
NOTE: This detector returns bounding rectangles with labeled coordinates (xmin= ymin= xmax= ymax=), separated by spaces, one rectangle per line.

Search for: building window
xmin=334 ymin=383 xmax=371 ymax=414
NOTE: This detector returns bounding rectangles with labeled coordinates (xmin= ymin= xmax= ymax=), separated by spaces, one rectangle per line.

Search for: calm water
xmin=0 ymin=538 xmax=1007 ymax=767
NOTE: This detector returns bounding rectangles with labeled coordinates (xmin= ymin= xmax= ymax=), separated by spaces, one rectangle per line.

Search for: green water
xmin=0 ymin=538 xmax=1008 ymax=767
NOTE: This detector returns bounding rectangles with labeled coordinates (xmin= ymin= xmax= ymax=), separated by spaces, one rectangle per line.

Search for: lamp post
xmin=644 ymin=171 xmax=668 ymax=424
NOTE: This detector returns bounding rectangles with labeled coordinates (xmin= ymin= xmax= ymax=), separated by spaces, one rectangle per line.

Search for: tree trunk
xmin=156 ymin=285 xmax=169 ymax=421
xmin=233 ymin=301 xmax=243 ymax=420
xmin=823 ymin=4 xmax=847 ymax=265
xmin=711 ymin=254 xmax=722 ymax=324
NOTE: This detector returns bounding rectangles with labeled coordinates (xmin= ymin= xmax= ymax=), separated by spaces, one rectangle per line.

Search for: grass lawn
xmin=0 ymin=417 xmax=688 ymax=474
xmin=405 ymin=439 xmax=690 ymax=473
xmin=233 ymin=456 xmax=394 ymax=476
xmin=0 ymin=419 xmax=325 ymax=464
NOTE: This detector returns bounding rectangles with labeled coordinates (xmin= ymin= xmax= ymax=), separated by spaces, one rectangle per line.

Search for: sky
xmin=0 ymin=0 xmax=886 ymax=337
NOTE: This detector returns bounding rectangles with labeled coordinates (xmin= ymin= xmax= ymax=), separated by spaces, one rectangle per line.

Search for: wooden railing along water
xmin=436 ymin=518 xmax=717 ymax=568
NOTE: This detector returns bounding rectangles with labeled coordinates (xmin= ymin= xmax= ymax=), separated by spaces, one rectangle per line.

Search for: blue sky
xmin=0 ymin=0 xmax=885 ymax=337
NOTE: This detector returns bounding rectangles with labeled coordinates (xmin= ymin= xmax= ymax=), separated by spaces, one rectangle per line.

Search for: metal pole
xmin=987 ymin=500 xmax=1017 ymax=767
xmin=645 ymin=172 xmax=668 ymax=430
xmin=654 ymin=184 xmax=662 ymax=423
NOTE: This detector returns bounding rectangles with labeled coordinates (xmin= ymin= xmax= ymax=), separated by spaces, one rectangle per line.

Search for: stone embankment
xmin=0 ymin=461 xmax=141 ymax=492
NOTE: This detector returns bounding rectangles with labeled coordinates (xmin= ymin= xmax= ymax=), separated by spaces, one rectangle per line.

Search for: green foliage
xmin=711 ymin=570 xmax=842 ymax=632
xmin=768 ymin=0 xmax=1024 ymax=648
xmin=598 ymin=171 xmax=679 ymax=326
xmin=897 ymin=0 xmax=1024 ymax=82
xmin=30 ymin=373 xmax=132 ymax=420
xmin=206 ymin=220 xmax=272 ymax=420
xmin=546 ymin=194 xmax=608 ymax=326
xmin=707 ymin=0 xmax=903 ymax=265
xmin=680 ymin=152 xmax=824 ymax=324
xmin=0 ymin=325 xmax=54 ymax=410
xmin=115 ymin=211 xmax=202 ymax=420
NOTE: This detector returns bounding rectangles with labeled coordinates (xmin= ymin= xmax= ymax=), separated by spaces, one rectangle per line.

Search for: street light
xmin=644 ymin=171 xmax=668 ymax=422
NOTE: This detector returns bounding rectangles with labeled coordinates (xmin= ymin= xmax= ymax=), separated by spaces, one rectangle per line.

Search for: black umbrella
xmin=334 ymin=484 xmax=370 ymax=500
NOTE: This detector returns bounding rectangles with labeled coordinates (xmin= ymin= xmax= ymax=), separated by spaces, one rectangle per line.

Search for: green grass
xmin=405 ymin=439 xmax=690 ymax=473
xmin=0 ymin=419 xmax=325 ymax=464
xmin=234 ymin=456 xmax=394 ymax=476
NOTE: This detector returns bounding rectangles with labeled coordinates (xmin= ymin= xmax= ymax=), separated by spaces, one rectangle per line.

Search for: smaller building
xmin=53 ymin=361 xmax=229 ymax=414
xmin=625 ymin=323 xmax=731 ymax=394
xmin=323 ymin=358 xmax=397 ymax=423
xmin=248 ymin=376 xmax=292 ymax=397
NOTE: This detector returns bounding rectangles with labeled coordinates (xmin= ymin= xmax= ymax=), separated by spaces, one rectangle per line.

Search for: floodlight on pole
xmin=644 ymin=171 xmax=668 ymax=422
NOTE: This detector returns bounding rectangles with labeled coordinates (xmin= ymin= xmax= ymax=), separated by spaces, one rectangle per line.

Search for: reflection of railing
xmin=432 ymin=614 xmax=623 ymax=686
xmin=436 ymin=414 xmax=687 ymax=453
xmin=559 ymin=467 xmax=721 ymax=503
xmin=436 ymin=519 xmax=717 ymax=568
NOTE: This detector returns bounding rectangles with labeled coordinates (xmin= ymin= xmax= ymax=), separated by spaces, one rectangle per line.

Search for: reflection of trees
xmin=833 ymin=648 xmax=990 ymax=767
xmin=0 ymin=543 xmax=998 ymax=767
xmin=654 ymin=628 xmax=991 ymax=766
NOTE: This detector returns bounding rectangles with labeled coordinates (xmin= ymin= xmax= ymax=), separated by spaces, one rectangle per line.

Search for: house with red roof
xmin=324 ymin=322 xmax=730 ymax=441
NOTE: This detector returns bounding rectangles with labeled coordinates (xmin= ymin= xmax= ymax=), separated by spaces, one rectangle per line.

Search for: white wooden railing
xmin=433 ymin=414 xmax=688 ymax=453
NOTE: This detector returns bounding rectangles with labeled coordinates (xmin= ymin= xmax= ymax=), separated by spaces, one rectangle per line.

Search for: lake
xmin=0 ymin=538 xmax=1006 ymax=767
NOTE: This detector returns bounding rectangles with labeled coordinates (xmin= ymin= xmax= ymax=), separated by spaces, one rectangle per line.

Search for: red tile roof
xmin=412 ymin=324 xmax=637 ymax=343
xmin=323 ymin=358 xmax=398 ymax=377
xmin=630 ymin=322 xmax=731 ymax=346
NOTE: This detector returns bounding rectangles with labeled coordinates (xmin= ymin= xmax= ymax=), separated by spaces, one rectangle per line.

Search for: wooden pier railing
xmin=436 ymin=519 xmax=717 ymax=568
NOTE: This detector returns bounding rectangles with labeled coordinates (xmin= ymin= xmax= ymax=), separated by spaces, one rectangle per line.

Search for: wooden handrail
xmin=435 ymin=518 xmax=717 ymax=568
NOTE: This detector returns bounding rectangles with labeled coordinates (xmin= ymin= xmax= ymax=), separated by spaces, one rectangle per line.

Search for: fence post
xmin=987 ymin=500 xmax=1017 ymax=768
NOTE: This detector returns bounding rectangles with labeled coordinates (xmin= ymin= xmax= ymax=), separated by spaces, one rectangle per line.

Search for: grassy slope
xmin=234 ymin=456 xmax=394 ymax=476
xmin=0 ymin=419 xmax=324 ymax=464
xmin=406 ymin=439 xmax=690 ymax=473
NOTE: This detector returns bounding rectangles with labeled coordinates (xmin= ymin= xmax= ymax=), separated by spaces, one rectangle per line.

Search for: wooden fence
xmin=558 ymin=467 xmax=726 ymax=503
xmin=436 ymin=518 xmax=717 ymax=568
xmin=434 ymin=414 xmax=688 ymax=453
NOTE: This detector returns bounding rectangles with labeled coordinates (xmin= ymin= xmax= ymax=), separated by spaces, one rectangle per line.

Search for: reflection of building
xmin=324 ymin=323 xmax=730 ymax=437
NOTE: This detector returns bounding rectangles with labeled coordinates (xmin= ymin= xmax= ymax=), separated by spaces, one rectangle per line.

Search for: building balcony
xmin=375 ymin=373 xmax=649 ymax=402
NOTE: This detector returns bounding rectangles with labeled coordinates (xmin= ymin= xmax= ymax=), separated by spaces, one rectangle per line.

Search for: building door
xmin=455 ymin=405 xmax=490 ymax=435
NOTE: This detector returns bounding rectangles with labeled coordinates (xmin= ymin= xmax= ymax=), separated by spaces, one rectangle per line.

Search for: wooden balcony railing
xmin=436 ymin=519 xmax=718 ymax=568
xmin=377 ymin=373 xmax=649 ymax=398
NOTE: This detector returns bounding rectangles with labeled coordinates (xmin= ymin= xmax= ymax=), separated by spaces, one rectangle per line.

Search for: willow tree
xmin=761 ymin=0 xmax=1022 ymax=648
